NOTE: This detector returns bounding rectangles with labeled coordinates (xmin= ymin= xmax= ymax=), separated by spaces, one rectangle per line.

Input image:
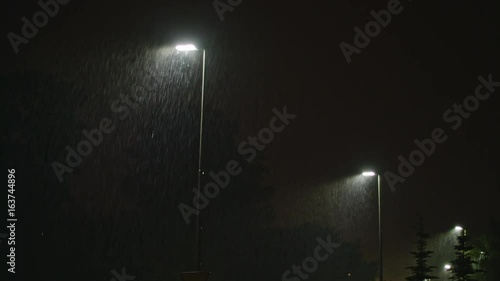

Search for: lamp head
xmin=362 ymin=171 xmax=376 ymax=177
xmin=175 ymin=44 xmax=198 ymax=51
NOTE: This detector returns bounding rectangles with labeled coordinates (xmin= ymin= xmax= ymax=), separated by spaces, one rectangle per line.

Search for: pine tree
xmin=406 ymin=217 xmax=438 ymax=281
xmin=448 ymin=230 xmax=481 ymax=281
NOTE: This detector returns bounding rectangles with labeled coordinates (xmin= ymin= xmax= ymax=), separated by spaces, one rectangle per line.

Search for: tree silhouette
xmin=405 ymin=217 xmax=438 ymax=281
xmin=479 ymin=218 xmax=500 ymax=281
xmin=448 ymin=229 xmax=481 ymax=281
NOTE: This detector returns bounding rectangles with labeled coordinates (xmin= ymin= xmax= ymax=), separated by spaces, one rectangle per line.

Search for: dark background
xmin=2 ymin=0 xmax=500 ymax=280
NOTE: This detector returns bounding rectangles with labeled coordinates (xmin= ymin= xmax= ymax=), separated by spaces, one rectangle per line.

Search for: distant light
xmin=444 ymin=264 xmax=451 ymax=270
xmin=175 ymin=44 xmax=198 ymax=51
xmin=362 ymin=171 xmax=376 ymax=177
xmin=455 ymin=226 xmax=463 ymax=231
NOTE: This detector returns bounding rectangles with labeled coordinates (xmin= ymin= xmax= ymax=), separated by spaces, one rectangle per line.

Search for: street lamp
xmin=454 ymin=225 xmax=467 ymax=236
xmin=176 ymin=44 xmax=198 ymax=51
xmin=176 ymin=44 xmax=206 ymax=272
xmin=362 ymin=171 xmax=382 ymax=281
xmin=444 ymin=264 xmax=452 ymax=279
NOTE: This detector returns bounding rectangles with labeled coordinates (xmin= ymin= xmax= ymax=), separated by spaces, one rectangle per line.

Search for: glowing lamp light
xmin=175 ymin=44 xmax=198 ymax=51
xmin=444 ymin=264 xmax=451 ymax=270
xmin=362 ymin=171 xmax=376 ymax=177
xmin=454 ymin=226 xmax=463 ymax=231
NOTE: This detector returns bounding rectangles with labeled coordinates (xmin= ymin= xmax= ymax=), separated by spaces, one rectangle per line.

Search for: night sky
xmin=2 ymin=0 xmax=500 ymax=281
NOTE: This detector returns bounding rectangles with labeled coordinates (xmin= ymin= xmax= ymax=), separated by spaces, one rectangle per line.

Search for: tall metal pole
xmin=377 ymin=175 xmax=383 ymax=281
xmin=195 ymin=49 xmax=206 ymax=272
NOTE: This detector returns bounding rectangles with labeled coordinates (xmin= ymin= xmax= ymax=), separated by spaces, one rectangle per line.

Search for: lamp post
xmin=444 ymin=264 xmax=452 ymax=279
xmin=362 ymin=171 xmax=382 ymax=281
xmin=176 ymin=44 xmax=206 ymax=272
